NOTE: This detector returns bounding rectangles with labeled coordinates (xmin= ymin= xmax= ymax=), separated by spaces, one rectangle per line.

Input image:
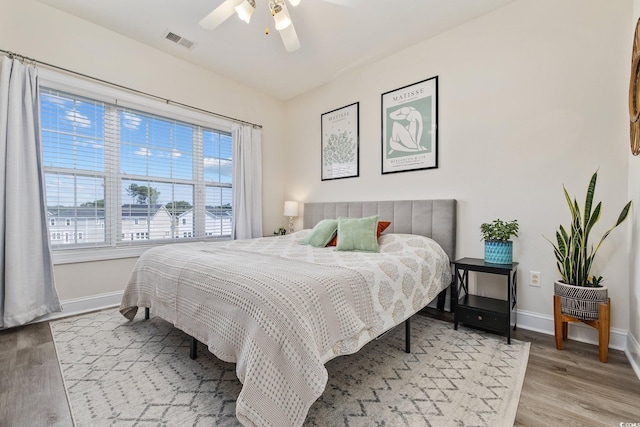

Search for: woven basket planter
xmin=554 ymin=281 xmax=608 ymax=321
xmin=484 ymin=240 xmax=513 ymax=264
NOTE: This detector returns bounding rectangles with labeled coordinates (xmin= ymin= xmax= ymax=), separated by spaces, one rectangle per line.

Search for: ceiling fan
xmin=199 ymin=0 xmax=358 ymax=52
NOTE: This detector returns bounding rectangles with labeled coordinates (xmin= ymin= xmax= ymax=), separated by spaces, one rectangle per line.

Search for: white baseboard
xmin=36 ymin=291 xmax=124 ymax=323
xmin=626 ymin=332 xmax=640 ymax=379
xmin=515 ymin=309 xmax=627 ymax=351
xmin=432 ymin=298 xmax=630 ymax=353
xmin=430 ymin=299 xmax=630 ymax=351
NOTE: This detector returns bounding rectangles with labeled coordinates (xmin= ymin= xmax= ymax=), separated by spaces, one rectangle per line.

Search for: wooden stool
xmin=553 ymin=295 xmax=610 ymax=363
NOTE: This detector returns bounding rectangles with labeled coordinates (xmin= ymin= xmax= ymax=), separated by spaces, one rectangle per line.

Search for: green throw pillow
xmin=335 ymin=215 xmax=380 ymax=252
xmin=300 ymin=219 xmax=338 ymax=247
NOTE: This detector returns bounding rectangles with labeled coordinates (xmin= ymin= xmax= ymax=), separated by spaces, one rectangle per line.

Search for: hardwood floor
xmin=1 ymin=310 xmax=639 ymax=427
xmin=0 ymin=322 xmax=73 ymax=427
xmin=513 ymin=326 xmax=640 ymax=426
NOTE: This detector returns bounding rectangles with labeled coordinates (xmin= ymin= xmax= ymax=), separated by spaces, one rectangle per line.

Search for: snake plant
xmin=548 ymin=171 xmax=631 ymax=287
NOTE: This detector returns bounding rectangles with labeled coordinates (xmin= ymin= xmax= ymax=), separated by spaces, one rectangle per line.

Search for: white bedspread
xmin=120 ymin=232 xmax=450 ymax=427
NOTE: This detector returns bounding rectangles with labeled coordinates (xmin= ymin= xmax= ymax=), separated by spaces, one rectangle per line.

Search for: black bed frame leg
xmin=190 ymin=336 xmax=198 ymax=360
xmin=436 ymin=288 xmax=447 ymax=311
xmin=405 ymin=317 xmax=411 ymax=353
xmin=144 ymin=307 xmax=149 ymax=320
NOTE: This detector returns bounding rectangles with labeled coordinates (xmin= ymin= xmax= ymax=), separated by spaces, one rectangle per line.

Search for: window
xmin=204 ymin=130 xmax=233 ymax=237
xmin=40 ymin=84 xmax=233 ymax=253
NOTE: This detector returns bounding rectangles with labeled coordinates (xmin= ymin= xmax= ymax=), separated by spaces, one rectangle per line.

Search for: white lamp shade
xmin=283 ymin=201 xmax=299 ymax=217
xmin=288 ymin=0 xmax=302 ymax=6
xmin=235 ymin=0 xmax=255 ymax=23
xmin=273 ymin=8 xmax=292 ymax=30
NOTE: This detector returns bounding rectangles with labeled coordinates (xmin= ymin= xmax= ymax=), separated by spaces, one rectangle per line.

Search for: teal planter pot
xmin=484 ymin=240 xmax=513 ymax=264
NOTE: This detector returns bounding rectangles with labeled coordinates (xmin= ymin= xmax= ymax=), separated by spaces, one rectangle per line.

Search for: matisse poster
xmin=321 ymin=102 xmax=359 ymax=180
xmin=381 ymin=76 xmax=438 ymax=174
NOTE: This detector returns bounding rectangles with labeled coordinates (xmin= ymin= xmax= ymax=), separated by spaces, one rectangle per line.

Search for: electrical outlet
xmin=529 ymin=271 xmax=541 ymax=287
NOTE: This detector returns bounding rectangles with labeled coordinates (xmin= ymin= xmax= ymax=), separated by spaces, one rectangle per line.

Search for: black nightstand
xmin=453 ymin=257 xmax=518 ymax=344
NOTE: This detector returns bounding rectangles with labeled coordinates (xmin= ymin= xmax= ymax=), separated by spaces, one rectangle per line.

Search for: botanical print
xmin=321 ymin=102 xmax=359 ymax=180
xmin=323 ymin=130 xmax=356 ymax=175
xmin=382 ymin=77 xmax=438 ymax=174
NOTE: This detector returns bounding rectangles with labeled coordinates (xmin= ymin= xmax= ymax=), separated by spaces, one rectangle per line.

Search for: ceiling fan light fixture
xmin=235 ymin=0 xmax=256 ymax=24
xmin=274 ymin=14 xmax=291 ymax=31
xmin=272 ymin=3 xmax=292 ymax=31
xmin=202 ymin=0 xmax=301 ymax=52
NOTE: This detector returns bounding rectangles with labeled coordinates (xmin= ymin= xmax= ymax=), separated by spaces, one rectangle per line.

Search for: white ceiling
xmin=37 ymin=0 xmax=514 ymax=100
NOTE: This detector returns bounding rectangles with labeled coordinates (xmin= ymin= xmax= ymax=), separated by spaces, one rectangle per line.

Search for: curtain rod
xmin=0 ymin=48 xmax=262 ymax=129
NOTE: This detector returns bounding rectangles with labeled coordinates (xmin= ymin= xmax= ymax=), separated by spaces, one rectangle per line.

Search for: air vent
xmin=163 ymin=31 xmax=196 ymax=50
xmin=178 ymin=38 xmax=194 ymax=49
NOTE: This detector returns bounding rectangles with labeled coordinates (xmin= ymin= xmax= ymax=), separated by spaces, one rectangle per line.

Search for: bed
xmin=120 ymin=199 xmax=456 ymax=427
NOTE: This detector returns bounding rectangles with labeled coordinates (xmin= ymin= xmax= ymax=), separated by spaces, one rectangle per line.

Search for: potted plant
xmin=548 ymin=171 xmax=631 ymax=321
xmin=480 ymin=219 xmax=519 ymax=264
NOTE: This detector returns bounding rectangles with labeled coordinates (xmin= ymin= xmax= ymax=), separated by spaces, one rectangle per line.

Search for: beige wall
xmin=630 ymin=0 xmax=640 ymax=367
xmin=284 ymin=0 xmax=633 ymax=329
xmin=0 ymin=0 xmax=286 ymax=300
xmin=54 ymin=258 xmax=139 ymax=298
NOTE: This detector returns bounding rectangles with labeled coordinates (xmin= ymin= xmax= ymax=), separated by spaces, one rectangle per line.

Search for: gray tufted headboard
xmin=303 ymin=200 xmax=456 ymax=262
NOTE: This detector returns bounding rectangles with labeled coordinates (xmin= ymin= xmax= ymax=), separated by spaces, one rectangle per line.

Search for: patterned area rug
xmin=51 ymin=309 xmax=529 ymax=427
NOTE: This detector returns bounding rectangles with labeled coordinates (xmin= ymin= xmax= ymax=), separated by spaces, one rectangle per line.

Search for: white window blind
xmin=40 ymin=87 xmax=233 ymax=252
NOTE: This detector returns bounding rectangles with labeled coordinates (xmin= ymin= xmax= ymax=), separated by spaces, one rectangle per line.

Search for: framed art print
xmin=321 ymin=102 xmax=359 ymax=181
xmin=381 ymin=76 xmax=438 ymax=174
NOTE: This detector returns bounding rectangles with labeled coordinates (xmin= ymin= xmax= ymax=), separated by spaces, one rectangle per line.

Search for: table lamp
xmin=283 ymin=201 xmax=299 ymax=235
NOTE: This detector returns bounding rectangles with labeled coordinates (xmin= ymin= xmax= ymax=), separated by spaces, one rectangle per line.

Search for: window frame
xmin=39 ymin=69 xmax=234 ymax=265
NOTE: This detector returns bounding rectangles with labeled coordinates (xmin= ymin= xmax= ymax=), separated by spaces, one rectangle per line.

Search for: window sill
xmin=52 ymin=238 xmax=232 ymax=265
xmin=52 ymin=246 xmax=150 ymax=265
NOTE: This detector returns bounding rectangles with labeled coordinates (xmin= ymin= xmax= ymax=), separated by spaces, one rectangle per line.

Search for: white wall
xmin=0 ymin=0 xmax=287 ymax=300
xmin=284 ymin=0 xmax=633 ymax=330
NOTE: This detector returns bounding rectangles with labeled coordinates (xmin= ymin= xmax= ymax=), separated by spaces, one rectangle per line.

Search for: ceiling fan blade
xmin=199 ymin=0 xmax=243 ymax=30
xmin=279 ymin=23 xmax=300 ymax=52
xmin=322 ymin=0 xmax=361 ymax=7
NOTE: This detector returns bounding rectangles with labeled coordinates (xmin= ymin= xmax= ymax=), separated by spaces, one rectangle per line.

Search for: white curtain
xmin=0 ymin=57 xmax=61 ymax=328
xmin=232 ymin=123 xmax=263 ymax=239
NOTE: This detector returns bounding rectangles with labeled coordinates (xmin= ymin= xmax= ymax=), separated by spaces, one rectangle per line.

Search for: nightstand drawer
xmin=457 ymin=305 xmax=507 ymax=332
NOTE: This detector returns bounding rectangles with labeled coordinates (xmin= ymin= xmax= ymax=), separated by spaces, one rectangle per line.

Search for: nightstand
xmin=453 ymin=257 xmax=518 ymax=344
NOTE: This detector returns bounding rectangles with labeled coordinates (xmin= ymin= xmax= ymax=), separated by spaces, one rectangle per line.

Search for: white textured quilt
xmin=120 ymin=232 xmax=450 ymax=427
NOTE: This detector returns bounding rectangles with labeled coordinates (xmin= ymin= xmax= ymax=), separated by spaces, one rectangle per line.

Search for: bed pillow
xmin=300 ymin=219 xmax=338 ymax=247
xmin=327 ymin=220 xmax=391 ymax=246
xmin=335 ymin=215 xmax=380 ymax=252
